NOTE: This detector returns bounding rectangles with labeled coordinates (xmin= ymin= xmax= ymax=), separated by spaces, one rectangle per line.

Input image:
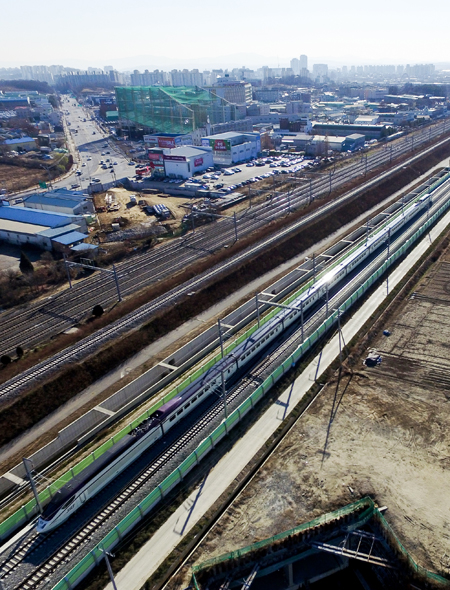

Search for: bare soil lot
xmin=0 ymin=163 xmax=48 ymax=193
xmin=188 ymin=248 xmax=450 ymax=580
xmin=94 ymin=187 xmax=193 ymax=232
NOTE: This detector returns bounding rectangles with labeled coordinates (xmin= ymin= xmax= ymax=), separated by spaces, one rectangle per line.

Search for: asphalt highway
xmin=55 ymin=97 xmax=133 ymax=191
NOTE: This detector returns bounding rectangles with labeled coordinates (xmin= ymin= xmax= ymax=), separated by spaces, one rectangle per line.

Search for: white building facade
xmin=201 ymin=132 xmax=261 ymax=165
xmin=163 ymin=146 xmax=213 ymax=179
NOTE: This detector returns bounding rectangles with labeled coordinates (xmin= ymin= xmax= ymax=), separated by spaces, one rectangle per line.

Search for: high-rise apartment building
xmin=290 ymin=58 xmax=300 ymax=75
xmin=312 ymin=63 xmax=328 ymax=80
xmin=300 ymin=55 xmax=308 ymax=70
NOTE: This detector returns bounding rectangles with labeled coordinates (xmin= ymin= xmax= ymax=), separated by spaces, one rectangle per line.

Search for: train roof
xmin=41 ymin=434 xmax=134 ymax=520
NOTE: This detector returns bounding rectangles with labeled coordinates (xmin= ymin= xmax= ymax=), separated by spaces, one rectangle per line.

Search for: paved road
xmin=56 ymin=98 xmax=132 ymax=190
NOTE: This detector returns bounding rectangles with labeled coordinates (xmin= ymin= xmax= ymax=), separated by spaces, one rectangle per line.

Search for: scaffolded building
xmin=115 ymin=86 xmax=239 ymax=135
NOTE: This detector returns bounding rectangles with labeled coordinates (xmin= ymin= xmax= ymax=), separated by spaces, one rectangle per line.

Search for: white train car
xmin=37 ymin=193 xmax=432 ymax=533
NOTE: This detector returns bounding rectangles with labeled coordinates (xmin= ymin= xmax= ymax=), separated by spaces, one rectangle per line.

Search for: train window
xmin=170 ymin=415 xmax=176 ymax=422
xmin=62 ymin=496 xmax=76 ymax=510
xmin=184 ymin=403 xmax=190 ymax=410
xmin=177 ymin=409 xmax=183 ymax=416
xmin=191 ymin=396 xmax=197 ymax=402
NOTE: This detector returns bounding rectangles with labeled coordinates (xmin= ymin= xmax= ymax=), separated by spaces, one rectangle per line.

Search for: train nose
xmin=36 ymin=519 xmax=47 ymax=534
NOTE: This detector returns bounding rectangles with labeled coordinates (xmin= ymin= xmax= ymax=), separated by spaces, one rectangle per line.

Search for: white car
xmin=223 ymin=170 xmax=234 ymax=176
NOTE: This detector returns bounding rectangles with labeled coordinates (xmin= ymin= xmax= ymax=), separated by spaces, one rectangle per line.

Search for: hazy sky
xmin=2 ymin=0 xmax=449 ymax=69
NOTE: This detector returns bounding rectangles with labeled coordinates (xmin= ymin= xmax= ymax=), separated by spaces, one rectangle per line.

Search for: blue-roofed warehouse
xmin=0 ymin=204 xmax=89 ymax=251
xmin=24 ymin=188 xmax=95 ymax=215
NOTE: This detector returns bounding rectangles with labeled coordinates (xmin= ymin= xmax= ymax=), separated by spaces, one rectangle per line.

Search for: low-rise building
xmin=354 ymin=115 xmax=380 ymax=125
xmin=24 ymin=188 xmax=95 ymax=215
xmin=342 ymin=133 xmax=366 ymax=151
xmin=201 ymin=131 xmax=261 ymax=165
xmin=312 ymin=122 xmax=387 ymax=140
xmin=280 ymin=133 xmax=347 ymax=154
xmin=2 ymin=136 xmax=37 ymax=151
xmin=0 ymin=204 xmax=88 ymax=251
xmin=163 ymin=146 xmax=213 ymax=179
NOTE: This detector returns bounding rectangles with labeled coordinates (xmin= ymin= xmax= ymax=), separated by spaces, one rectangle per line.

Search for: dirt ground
xmin=93 ymin=181 xmax=289 ymax=233
xmin=0 ymin=163 xmax=48 ymax=193
xmin=187 ymin=248 xmax=450 ymax=580
xmin=94 ymin=187 xmax=199 ymax=231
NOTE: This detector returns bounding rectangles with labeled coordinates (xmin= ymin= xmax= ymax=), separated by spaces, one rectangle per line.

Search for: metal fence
xmin=191 ymin=497 xmax=450 ymax=589
xmin=192 ymin=496 xmax=376 ymax=574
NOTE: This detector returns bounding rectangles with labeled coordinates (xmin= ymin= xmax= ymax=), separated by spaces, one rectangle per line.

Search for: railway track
xmin=1 ymin=128 xmax=449 ymax=400
xmin=0 ymin=134 xmax=426 ymax=350
xmin=0 ymin=121 xmax=447 ymax=358
xmin=1 ymin=190 xmax=447 ymax=590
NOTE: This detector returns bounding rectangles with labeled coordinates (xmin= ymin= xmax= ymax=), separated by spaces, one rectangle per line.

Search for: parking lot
xmin=135 ymin=155 xmax=321 ymax=196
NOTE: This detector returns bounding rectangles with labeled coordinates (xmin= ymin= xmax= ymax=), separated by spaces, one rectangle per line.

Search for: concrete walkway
xmin=1 ymin=158 xmax=447 ymax=468
xmin=104 ymin=187 xmax=450 ymax=590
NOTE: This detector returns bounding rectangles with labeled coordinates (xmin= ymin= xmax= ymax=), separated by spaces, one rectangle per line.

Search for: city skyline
xmin=2 ymin=0 xmax=450 ymax=69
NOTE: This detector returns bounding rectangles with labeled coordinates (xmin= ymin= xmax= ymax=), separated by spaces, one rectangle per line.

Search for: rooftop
xmin=0 ymin=219 xmax=50 ymax=235
xmin=203 ymin=131 xmax=247 ymax=140
xmin=167 ymin=146 xmax=211 ymax=158
xmin=4 ymin=137 xmax=36 ymax=145
xmin=38 ymin=224 xmax=83 ymax=238
xmin=51 ymin=231 xmax=87 ymax=245
xmin=25 ymin=195 xmax=90 ymax=209
xmin=0 ymin=205 xmax=80 ymax=228
xmin=71 ymin=243 xmax=98 ymax=252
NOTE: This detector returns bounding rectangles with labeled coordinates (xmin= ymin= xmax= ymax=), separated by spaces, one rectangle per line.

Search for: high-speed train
xmin=36 ymin=193 xmax=431 ymax=533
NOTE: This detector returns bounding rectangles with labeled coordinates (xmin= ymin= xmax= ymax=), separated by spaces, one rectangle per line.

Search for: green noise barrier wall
xmin=49 ymin=186 xmax=450 ymax=590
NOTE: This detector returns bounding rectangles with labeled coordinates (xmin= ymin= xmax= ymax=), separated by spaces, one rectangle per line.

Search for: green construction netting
xmin=115 ymin=86 xmax=238 ymax=134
